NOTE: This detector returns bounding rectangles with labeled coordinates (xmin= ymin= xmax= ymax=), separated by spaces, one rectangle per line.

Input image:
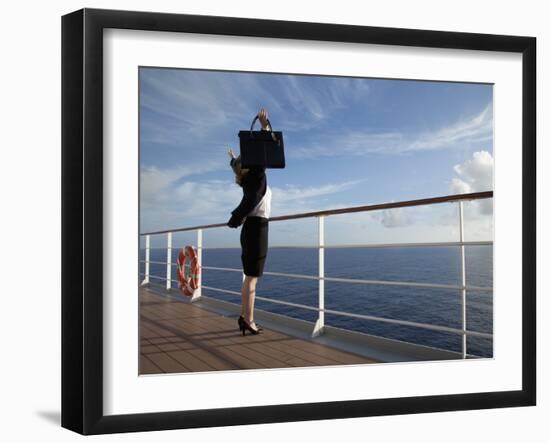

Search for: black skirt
xmin=240 ymin=216 xmax=269 ymax=277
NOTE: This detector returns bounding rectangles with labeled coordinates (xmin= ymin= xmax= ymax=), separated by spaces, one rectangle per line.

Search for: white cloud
xmin=140 ymin=160 xmax=224 ymax=205
xmin=140 ymin=164 xmax=366 ymax=234
xmin=139 ymin=159 xmax=231 ymax=234
xmin=272 ymin=179 xmax=365 ymax=204
xmin=407 ymin=105 xmax=492 ymax=152
xmin=172 ymin=181 xmax=241 ymax=218
xmin=450 ymin=150 xmax=493 ymax=215
xmin=141 ymin=68 xmax=374 ymax=145
xmin=140 ymin=69 xmax=262 ymax=140
xmin=277 ymin=76 xmax=370 ymax=127
xmin=372 ymin=207 xmax=414 ymax=228
xmin=350 ymin=151 xmax=494 ymax=239
xmin=290 ymin=104 xmax=493 ymax=158
xmin=266 ymin=180 xmax=368 ymax=220
xmin=451 ymin=150 xmax=493 ymax=192
xmin=450 ymin=177 xmax=471 ymax=195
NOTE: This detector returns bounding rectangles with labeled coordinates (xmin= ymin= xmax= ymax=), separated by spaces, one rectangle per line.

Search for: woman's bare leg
xmin=242 ymin=275 xmax=258 ymax=326
xmin=240 ymin=276 xmax=246 ymax=317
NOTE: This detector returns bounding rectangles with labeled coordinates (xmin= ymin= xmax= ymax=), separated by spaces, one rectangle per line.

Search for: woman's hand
xmin=227 ymin=214 xmax=241 ymax=228
xmin=228 ymin=148 xmax=236 ymax=160
xmin=258 ymin=108 xmax=270 ymax=130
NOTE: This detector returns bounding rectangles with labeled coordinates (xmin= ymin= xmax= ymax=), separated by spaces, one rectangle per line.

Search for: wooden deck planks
xmin=146 ymin=351 xmax=190 ymax=373
xmin=140 ymin=355 xmax=163 ymax=374
xmin=139 ymin=287 xmax=376 ymax=374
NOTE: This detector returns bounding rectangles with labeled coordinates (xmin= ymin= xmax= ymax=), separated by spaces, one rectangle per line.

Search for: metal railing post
xmin=166 ymin=232 xmax=172 ymax=290
xmin=141 ymin=234 xmax=150 ymax=285
xmin=191 ymin=229 xmax=203 ymax=302
xmin=312 ymin=216 xmax=325 ymax=337
xmin=458 ymin=201 xmax=467 ymax=358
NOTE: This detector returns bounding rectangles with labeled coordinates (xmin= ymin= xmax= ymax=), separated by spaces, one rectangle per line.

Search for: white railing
xmin=139 ymin=191 xmax=493 ymax=358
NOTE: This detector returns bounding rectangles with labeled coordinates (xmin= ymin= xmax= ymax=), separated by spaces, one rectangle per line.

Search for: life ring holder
xmin=176 ymin=246 xmax=201 ymax=296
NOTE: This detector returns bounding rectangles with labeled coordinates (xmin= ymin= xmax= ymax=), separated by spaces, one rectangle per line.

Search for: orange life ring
xmin=176 ymin=246 xmax=201 ymax=296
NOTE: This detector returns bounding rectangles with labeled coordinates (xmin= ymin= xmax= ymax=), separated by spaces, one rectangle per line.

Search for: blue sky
xmin=139 ymin=67 xmax=493 ymax=247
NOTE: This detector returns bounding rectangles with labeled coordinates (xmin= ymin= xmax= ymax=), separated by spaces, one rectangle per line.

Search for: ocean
xmin=140 ymin=245 xmax=493 ymax=357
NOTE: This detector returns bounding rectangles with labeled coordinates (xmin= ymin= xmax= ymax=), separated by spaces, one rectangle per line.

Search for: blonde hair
xmin=230 ymin=156 xmax=249 ymax=186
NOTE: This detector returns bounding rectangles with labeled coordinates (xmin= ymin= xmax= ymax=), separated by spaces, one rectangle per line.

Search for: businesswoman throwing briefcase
xmin=227 ymin=108 xmax=273 ymax=336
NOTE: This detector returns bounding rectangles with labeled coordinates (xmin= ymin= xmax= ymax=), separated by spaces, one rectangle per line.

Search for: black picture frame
xmin=61 ymin=8 xmax=536 ymax=435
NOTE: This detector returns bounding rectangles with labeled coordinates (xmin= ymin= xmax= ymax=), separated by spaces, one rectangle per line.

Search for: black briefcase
xmin=238 ymin=115 xmax=285 ymax=169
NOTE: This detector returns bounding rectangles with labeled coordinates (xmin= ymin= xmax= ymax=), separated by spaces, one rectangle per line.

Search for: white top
xmin=248 ymin=185 xmax=272 ymax=219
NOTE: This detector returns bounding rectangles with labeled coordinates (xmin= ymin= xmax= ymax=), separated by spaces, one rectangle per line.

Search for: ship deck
xmin=139 ymin=286 xmax=377 ymax=374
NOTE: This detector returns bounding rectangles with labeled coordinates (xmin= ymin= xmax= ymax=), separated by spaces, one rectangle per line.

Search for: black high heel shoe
xmin=241 ymin=318 xmax=261 ymax=336
xmin=238 ymin=315 xmax=263 ymax=335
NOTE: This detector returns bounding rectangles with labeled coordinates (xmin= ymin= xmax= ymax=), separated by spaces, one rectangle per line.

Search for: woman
xmin=227 ymin=108 xmax=272 ymax=336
